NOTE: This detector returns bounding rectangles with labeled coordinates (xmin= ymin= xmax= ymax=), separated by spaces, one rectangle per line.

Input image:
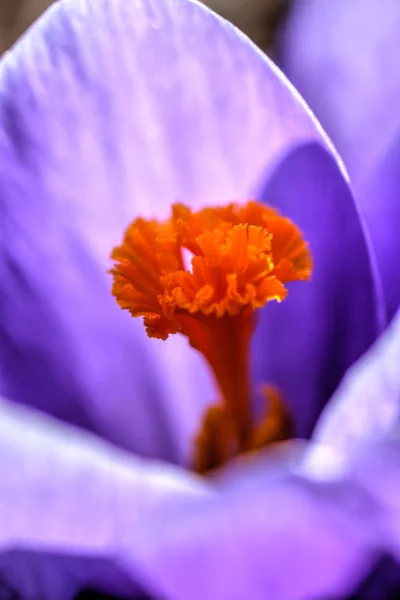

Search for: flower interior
xmin=111 ymin=200 xmax=312 ymax=473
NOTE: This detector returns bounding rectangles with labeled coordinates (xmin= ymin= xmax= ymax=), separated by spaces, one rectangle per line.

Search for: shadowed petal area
xmin=0 ymin=399 xmax=209 ymax=599
xmin=252 ymin=143 xmax=381 ymax=438
xmin=280 ymin=0 xmax=400 ymax=321
xmin=0 ymin=0 xmax=350 ymax=462
xmin=129 ymin=443 xmax=385 ymax=600
xmin=0 ymin=398 xmax=393 ymax=600
xmin=310 ymin=306 xmax=400 ymax=466
xmin=280 ymin=0 xmax=400 ymax=192
xmin=360 ymin=136 xmax=400 ymax=321
xmin=303 ymin=307 xmax=400 ymax=596
xmin=350 ymin=431 xmax=400 ymax=565
xmin=0 ymin=552 xmax=146 ymax=600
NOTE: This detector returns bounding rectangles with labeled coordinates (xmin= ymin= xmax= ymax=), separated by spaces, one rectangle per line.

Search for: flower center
xmin=111 ymin=200 xmax=312 ymax=473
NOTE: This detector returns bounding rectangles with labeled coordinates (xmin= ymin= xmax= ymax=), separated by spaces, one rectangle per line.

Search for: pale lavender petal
xmin=129 ymin=442 xmax=385 ymax=600
xmin=0 ymin=398 xmax=210 ymax=598
xmin=310 ymin=306 xmax=400 ymax=464
xmin=308 ymin=427 xmax=400 ymax=594
xmin=280 ymin=0 xmax=400 ymax=192
xmin=1 ymin=398 xmax=394 ymax=599
xmin=280 ymin=0 xmax=400 ymax=319
xmin=307 ymin=430 xmax=400 ymax=597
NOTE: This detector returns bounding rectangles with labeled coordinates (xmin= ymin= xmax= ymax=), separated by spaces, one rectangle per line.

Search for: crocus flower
xmin=280 ymin=0 xmax=400 ymax=322
xmin=0 ymin=0 xmax=398 ymax=598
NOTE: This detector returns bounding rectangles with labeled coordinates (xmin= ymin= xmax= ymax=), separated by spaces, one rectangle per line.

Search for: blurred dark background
xmin=0 ymin=0 xmax=290 ymax=56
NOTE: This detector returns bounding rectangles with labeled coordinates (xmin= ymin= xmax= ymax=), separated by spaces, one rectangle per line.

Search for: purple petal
xmin=311 ymin=306 xmax=400 ymax=463
xmin=349 ymin=431 xmax=400 ymax=564
xmin=0 ymin=399 xmax=209 ymax=598
xmin=0 ymin=0 xmax=379 ymax=462
xmin=252 ymin=143 xmax=382 ymax=437
xmin=280 ymin=0 xmax=400 ymax=318
xmin=129 ymin=443 xmax=384 ymax=600
xmin=280 ymin=0 xmax=400 ymax=192
xmin=0 ymin=399 xmax=390 ymax=600
xmin=360 ymin=136 xmax=400 ymax=321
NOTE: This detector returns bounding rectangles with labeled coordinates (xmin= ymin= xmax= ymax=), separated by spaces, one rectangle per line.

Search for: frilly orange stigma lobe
xmin=111 ymin=200 xmax=312 ymax=473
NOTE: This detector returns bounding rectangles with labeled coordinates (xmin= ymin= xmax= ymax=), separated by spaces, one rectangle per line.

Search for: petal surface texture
xmin=311 ymin=306 xmax=400 ymax=464
xmin=0 ymin=0 xmax=379 ymax=461
xmin=360 ymin=136 xmax=400 ymax=321
xmin=281 ymin=0 xmax=400 ymax=191
xmin=281 ymin=0 xmax=400 ymax=318
xmin=0 ymin=398 xmax=392 ymax=600
xmin=129 ymin=443 xmax=389 ymax=600
xmin=0 ymin=398 xmax=210 ymax=599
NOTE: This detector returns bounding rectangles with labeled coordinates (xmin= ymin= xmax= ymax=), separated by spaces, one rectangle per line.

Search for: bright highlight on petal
xmin=111 ymin=200 xmax=312 ymax=472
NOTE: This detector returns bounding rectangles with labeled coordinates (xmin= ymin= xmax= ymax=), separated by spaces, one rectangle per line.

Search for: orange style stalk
xmin=111 ymin=200 xmax=312 ymax=473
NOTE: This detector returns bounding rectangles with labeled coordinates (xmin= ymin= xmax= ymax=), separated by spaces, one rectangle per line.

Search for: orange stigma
xmin=111 ymin=200 xmax=312 ymax=473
